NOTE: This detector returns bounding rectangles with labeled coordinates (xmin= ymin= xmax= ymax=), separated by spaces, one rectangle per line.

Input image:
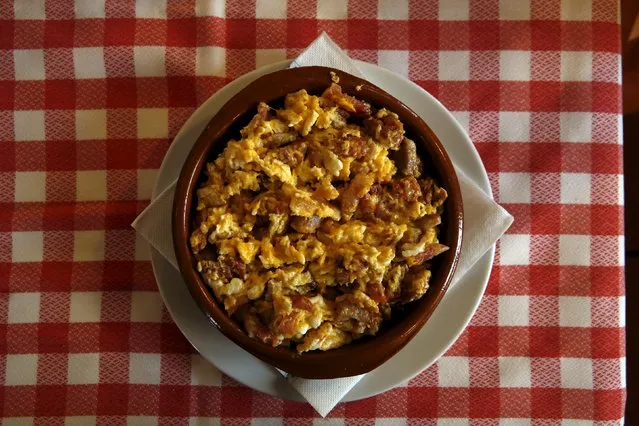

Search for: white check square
xmin=378 ymin=51 xmax=409 ymax=78
xmin=561 ymin=0 xmax=592 ymax=21
xmin=439 ymin=51 xmax=470 ymax=81
xmin=500 ymin=51 xmax=531 ymax=81
xmin=561 ymin=51 xmax=593 ymax=82
xmin=5 ymin=354 xmax=38 ymax=385
xmin=14 ymin=50 xmax=45 ymax=80
xmin=65 ymin=417 xmax=97 ymax=426
xmin=438 ymin=356 xmax=469 ymax=387
xmin=70 ymin=292 xmax=102 ymax=323
xmin=15 ymin=171 xmax=46 ymax=202
xmin=137 ymin=169 xmax=158 ymax=200
xmin=12 ymin=231 xmax=44 ymax=263
xmin=137 ymin=108 xmax=169 ymax=139
xmin=14 ymin=110 xmax=45 ymax=141
xmin=196 ymin=47 xmax=226 ymax=77
xmin=73 ymin=48 xmax=107 ymax=80
xmin=559 ymin=296 xmax=591 ymax=327
xmin=195 ymin=0 xmax=225 ymax=17
xmin=561 ymin=358 xmax=593 ymax=389
xmin=439 ymin=0 xmax=469 ymax=20
xmin=499 ymin=0 xmax=530 ymax=20
xmin=77 ymin=170 xmax=107 ymax=201
xmin=499 ymin=173 xmax=531 ymax=204
xmin=317 ymin=0 xmax=348 ymax=20
xmin=499 ymin=357 xmax=531 ymax=387
xmin=129 ymin=353 xmax=161 ymax=384
xmin=560 ymin=112 xmax=592 ymax=143
xmin=378 ymin=0 xmax=409 ymax=20
xmin=75 ymin=0 xmax=106 ymax=18
xmin=134 ymin=46 xmax=166 ymax=77
xmin=14 ymin=0 xmax=45 ymax=19
xmin=498 ymin=295 xmax=530 ymax=326
xmin=560 ymin=173 xmax=591 ymax=204
xmin=131 ymin=291 xmax=163 ymax=323
xmin=74 ymin=230 xmax=105 ymax=261
xmin=559 ymin=235 xmax=591 ymax=266
xmin=500 ymin=234 xmax=531 ymax=266
xmin=4 ymin=419 xmax=37 ymax=426
xmin=127 ymin=416 xmax=159 ymax=426
xmin=499 ymin=112 xmax=530 ymax=142
xmin=136 ymin=0 xmax=167 ymax=18
xmin=68 ymin=353 xmax=100 ymax=384
xmin=76 ymin=110 xmax=107 ymax=140
xmin=256 ymin=0 xmax=287 ymax=18
xmin=8 ymin=292 xmax=40 ymax=324
xmin=188 ymin=419 xmax=221 ymax=426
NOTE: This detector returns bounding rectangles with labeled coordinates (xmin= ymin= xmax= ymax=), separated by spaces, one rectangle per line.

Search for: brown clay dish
xmin=173 ymin=66 xmax=463 ymax=379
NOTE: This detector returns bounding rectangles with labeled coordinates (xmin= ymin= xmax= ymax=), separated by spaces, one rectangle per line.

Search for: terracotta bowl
xmin=173 ymin=66 xmax=463 ymax=379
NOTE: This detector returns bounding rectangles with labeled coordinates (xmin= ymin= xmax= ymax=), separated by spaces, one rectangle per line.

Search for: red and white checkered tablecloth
xmin=0 ymin=0 xmax=625 ymax=423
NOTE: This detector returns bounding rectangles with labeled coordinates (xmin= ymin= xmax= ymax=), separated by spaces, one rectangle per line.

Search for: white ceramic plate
xmin=150 ymin=60 xmax=494 ymax=402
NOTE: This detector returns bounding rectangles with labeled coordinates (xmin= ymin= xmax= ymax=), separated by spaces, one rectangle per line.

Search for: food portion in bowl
xmin=189 ymin=83 xmax=448 ymax=353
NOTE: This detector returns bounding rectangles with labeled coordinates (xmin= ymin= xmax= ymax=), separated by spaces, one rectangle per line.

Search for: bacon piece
xmin=366 ymin=281 xmax=387 ymax=304
xmin=292 ymin=295 xmax=314 ymax=311
xmin=290 ymin=215 xmax=322 ymax=234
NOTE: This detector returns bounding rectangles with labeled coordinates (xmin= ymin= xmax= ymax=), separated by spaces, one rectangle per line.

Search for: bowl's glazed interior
xmin=173 ymin=66 xmax=463 ymax=379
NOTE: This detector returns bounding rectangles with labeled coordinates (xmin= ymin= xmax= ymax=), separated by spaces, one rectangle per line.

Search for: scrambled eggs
xmin=190 ymin=83 xmax=448 ymax=353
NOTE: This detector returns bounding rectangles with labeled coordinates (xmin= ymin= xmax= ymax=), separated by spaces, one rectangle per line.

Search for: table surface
xmin=0 ymin=0 xmax=626 ymax=424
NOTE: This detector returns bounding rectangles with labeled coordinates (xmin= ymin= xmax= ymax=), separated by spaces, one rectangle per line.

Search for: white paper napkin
xmin=132 ymin=33 xmax=513 ymax=417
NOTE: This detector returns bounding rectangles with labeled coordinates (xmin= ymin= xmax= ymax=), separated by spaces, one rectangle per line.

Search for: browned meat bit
xmin=266 ymin=131 xmax=298 ymax=147
xmin=241 ymin=309 xmax=282 ymax=346
xmin=327 ymin=133 xmax=369 ymax=159
xmin=383 ymin=264 xmax=408 ymax=302
xmin=419 ymin=178 xmax=447 ymax=207
xmin=340 ymin=173 xmax=375 ymax=218
xmin=297 ymin=322 xmax=352 ymax=353
xmin=432 ymin=186 xmax=447 ymax=208
xmin=196 ymin=186 xmax=226 ymax=207
xmin=292 ymin=294 xmax=314 ymax=311
xmin=363 ymin=110 xmax=405 ymax=150
xmin=345 ymin=136 xmax=369 ymax=159
xmin=419 ymin=178 xmax=434 ymax=204
xmin=307 ymin=146 xmax=324 ymax=167
xmin=225 ymin=294 xmax=250 ymax=315
xmin=401 ymin=268 xmax=431 ymax=303
xmin=399 ymin=226 xmax=421 ymax=246
xmin=366 ymin=280 xmax=387 ymax=304
xmin=416 ymin=214 xmax=441 ymax=231
xmin=290 ymin=215 xmax=322 ymax=234
xmin=322 ymin=83 xmax=372 ymax=118
xmin=229 ymin=192 xmax=252 ymax=216
xmin=334 ymin=291 xmax=382 ymax=335
xmin=335 ymin=266 xmax=352 ymax=285
xmin=356 ymin=193 xmax=376 ymax=220
xmin=200 ymin=255 xmax=247 ymax=285
xmin=257 ymin=102 xmax=270 ymax=119
xmin=392 ymin=138 xmax=422 ymax=177
xmin=276 ymin=142 xmax=307 ymax=168
xmin=253 ymin=191 xmax=289 ymax=215
xmin=190 ymin=229 xmax=207 ymax=253
xmin=390 ymin=176 xmax=423 ymax=202
xmin=351 ymin=99 xmax=372 ymax=118
xmin=332 ymin=109 xmax=349 ymax=128
xmin=405 ymin=243 xmax=449 ymax=267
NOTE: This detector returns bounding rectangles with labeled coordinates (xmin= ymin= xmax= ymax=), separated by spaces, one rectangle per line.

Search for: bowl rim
xmin=172 ymin=66 xmax=463 ymax=379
